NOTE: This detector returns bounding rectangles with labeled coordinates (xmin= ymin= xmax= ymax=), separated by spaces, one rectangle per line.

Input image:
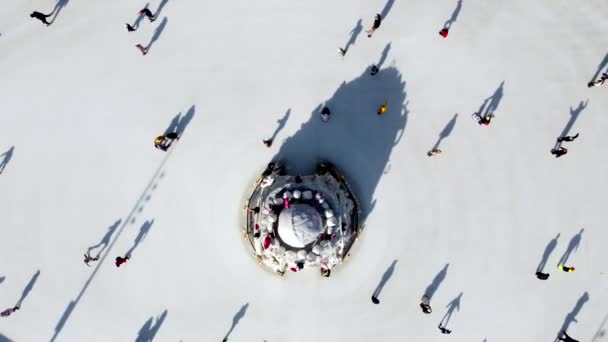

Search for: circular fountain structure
xmin=244 ymin=162 xmax=361 ymax=277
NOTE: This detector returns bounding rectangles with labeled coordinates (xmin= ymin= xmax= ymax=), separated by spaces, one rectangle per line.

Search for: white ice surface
xmin=1 ymin=0 xmax=608 ymax=341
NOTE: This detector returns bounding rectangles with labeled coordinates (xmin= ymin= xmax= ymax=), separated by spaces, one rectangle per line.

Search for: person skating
xmin=427 ymin=149 xmax=442 ymax=157
xmin=0 ymin=306 xmax=19 ymax=317
xmin=338 ymin=47 xmax=346 ymax=57
xmin=420 ymin=295 xmax=432 ymax=314
xmin=370 ymin=65 xmax=379 ymax=76
xmin=139 ymin=8 xmax=155 ymax=22
xmin=551 ymin=147 xmax=568 ymax=158
xmin=321 ymin=106 xmax=331 ymax=122
xmin=83 ymin=252 xmax=99 ymax=267
xmin=438 ymin=323 xmax=451 ymax=334
xmin=154 ymin=132 xmax=179 ymax=151
xmin=367 ymin=14 xmax=382 ymax=37
xmin=115 ymin=255 xmax=129 ymax=267
xmin=535 ymin=271 xmax=550 ymax=280
xmin=558 ymin=264 xmax=575 ymax=273
xmin=262 ymin=139 xmax=273 ymax=147
xmin=558 ymin=331 xmax=579 ymax=342
xmin=588 ymin=73 xmax=608 ymax=88
xmin=439 ymin=28 xmax=449 ymax=38
xmin=480 ymin=113 xmax=494 ymax=125
xmin=377 ymin=101 xmax=388 ymax=115
xmin=30 ymin=11 xmax=51 ymax=26
xmin=557 ymin=133 xmax=579 ymax=142
xmin=136 ymin=44 xmax=148 ymax=55
xmin=126 ymin=23 xmax=136 ymax=32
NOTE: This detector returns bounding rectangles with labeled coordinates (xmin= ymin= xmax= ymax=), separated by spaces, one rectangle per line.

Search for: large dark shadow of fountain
xmin=271 ymin=66 xmax=408 ymax=223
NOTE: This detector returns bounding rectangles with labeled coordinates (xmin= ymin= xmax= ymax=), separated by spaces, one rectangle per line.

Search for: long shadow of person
xmin=164 ymin=105 xmax=196 ymax=138
xmin=49 ymin=0 xmax=70 ymax=25
xmin=132 ymin=3 xmax=149 ymax=30
xmin=537 ymin=233 xmax=560 ymax=273
xmin=16 ymin=270 xmax=40 ymax=308
xmin=440 ymin=292 xmax=463 ymax=328
xmin=0 ymin=146 xmax=15 ymax=174
xmin=424 ymin=263 xmax=449 ymax=300
xmin=557 ymin=228 xmax=584 ymax=266
xmin=145 ymin=17 xmax=168 ymax=52
xmin=443 ymin=0 xmax=463 ymax=30
xmin=223 ymin=303 xmax=249 ymax=342
xmin=272 ymin=66 xmax=408 ymax=223
xmin=87 ymin=220 xmax=121 ymax=258
xmin=371 ymin=260 xmax=398 ymax=304
xmin=135 ymin=309 xmax=168 ymax=342
xmin=380 ymin=0 xmax=396 ymax=20
xmin=153 ymin=0 xmax=169 ymax=19
xmin=343 ymin=19 xmax=363 ymax=53
xmin=555 ymin=292 xmax=589 ymax=342
xmin=589 ymin=53 xmax=608 ymax=85
xmin=430 ymin=114 xmax=458 ymax=152
xmin=266 ymin=109 xmax=291 ymax=143
xmin=554 ymin=100 xmax=588 ymax=150
xmin=484 ymin=81 xmax=504 ymax=117
xmin=376 ymin=42 xmax=391 ymax=71
xmin=126 ymin=220 xmax=154 ymax=258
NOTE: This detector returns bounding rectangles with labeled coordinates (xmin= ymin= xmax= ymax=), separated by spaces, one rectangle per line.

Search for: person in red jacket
xmin=115 ymin=255 xmax=129 ymax=267
xmin=139 ymin=8 xmax=155 ymax=22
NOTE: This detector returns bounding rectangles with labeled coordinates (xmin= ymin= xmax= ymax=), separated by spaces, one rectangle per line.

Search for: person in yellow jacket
xmin=154 ymin=132 xmax=179 ymax=151
xmin=377 ymin=101 xmax=388 ymax=115
xmin=558 ymin=264 xmax=575 ymax=272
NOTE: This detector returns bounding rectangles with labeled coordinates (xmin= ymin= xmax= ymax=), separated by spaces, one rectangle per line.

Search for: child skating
xmin=427 ymin=149 xmax=442 ymax=157
xmin=367 ymin=14 xmax=382 ymax=37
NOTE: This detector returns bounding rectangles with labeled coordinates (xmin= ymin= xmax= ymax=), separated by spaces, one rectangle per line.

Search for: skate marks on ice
xmin=554 ymin=292 xmax=589 ymax=342
xmin=145 ymin=17 xmax=169 ymax=53
xmin=557 ymin=228 xmax=584 ymax=267
xmin=536 ymin=233 xmax=559 ymax=274
xmin=439 ymin=292 xmax=463 ymax=329
xmin=592 ymin=312 xmax=608 ymax=342
xmin=380 ymin=0 xmax=396 ymax=20
xmin=135 ymin=309 xmax=168 ymax=342
xmin=266 ymin=109 xmax=291 ymax=145
xmin=271 ymin=66 xmax=408 ymax=222
xmin=223 ymin=303 xmax=249 ymax=342
xmin=424 ymin=263 xmax=449 ymax=301
xmin=0 ymin=146 xmax=15 ymax=174
xmin=588 ymin=53 xmax=608 ymax=86
xmin=49 ymin=0 xmax=70 ymax=25
xmin=87 ymin=219 xmax=121 ymax=259
xmin=443 ymin=0 xmax=463 ymax=31
xmin=553 ymin=101 xmax=587 ymax=151
xmin=164 ymin=105 xmax=196 ymax=139
xmin=371 ymin=260 xmax=398 ymax=304
xmin=49 ymin=145 xmax=175 ymax=342
xmin=429 ymin=114 xmax=458 ymax=153
xmin=15 ymin=270 xmax=40 ymax=308
xmin=341 ymin=19 xmax=363 ymax=55
xmin=473 ymin=82 xmax=504 ymax=120
xmin=126 ymin=219 xmax=154 ymax=258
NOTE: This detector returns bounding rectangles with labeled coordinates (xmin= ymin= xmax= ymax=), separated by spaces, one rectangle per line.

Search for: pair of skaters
xmin=83 ymin=252 xmax=129 ymax=267
xmin=551 ymin=133 xmax=579 ymax=158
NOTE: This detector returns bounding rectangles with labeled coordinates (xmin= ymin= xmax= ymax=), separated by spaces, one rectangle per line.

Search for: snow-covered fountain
xmin=243 ymin=162 xmax=361 ymax=277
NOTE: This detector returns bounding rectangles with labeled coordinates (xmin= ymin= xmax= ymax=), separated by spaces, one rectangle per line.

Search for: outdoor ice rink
xmin=1 ymin=0 xmax=608 ymax=341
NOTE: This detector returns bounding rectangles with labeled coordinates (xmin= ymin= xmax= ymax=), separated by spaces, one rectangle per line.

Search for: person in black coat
xmin=558 ymin=331 xmax=579 ymax=342
xmin=30 ymin=11 xmax=51 ymax=26
xmin=367 ymin=14 xmax=382 ymax=37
